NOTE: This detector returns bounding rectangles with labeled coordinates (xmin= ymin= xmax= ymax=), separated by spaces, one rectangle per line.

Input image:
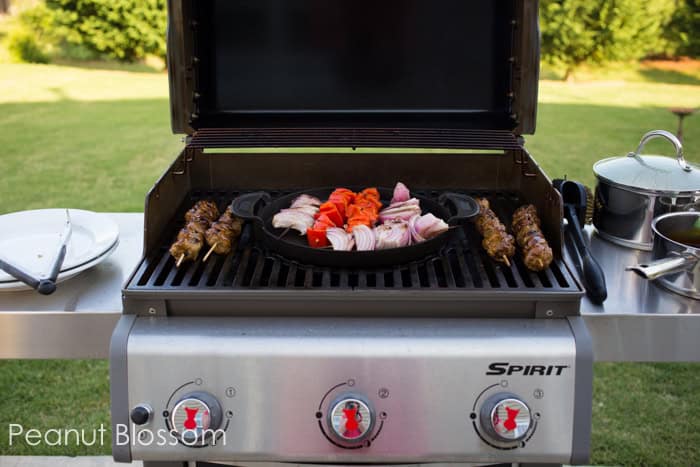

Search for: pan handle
xmin=438 ymin=193 xmax=480 ymax=225
xmin=230 ymin=191 xmax=271 ymax=225
xmin=626 ymin=251 xmax=698 ymax=280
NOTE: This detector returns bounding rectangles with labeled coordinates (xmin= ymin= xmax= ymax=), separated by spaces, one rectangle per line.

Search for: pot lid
xmin=594 ymin=130 xmax=700 ymax=193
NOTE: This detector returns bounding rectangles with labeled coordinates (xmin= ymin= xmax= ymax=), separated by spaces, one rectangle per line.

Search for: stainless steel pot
xmin=593 ymin=130 xmax=700 ymax=250
xmin=627 ymin=212 xmax=700 ymax=300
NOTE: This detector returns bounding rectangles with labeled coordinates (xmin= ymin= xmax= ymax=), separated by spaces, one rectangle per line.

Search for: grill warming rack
xmin=124 ymin=189 xmax=582 ymax=318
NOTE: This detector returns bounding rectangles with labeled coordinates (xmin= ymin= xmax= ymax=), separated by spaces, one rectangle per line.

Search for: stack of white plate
xmin=0 ymin=209 xmax=120 ymax=292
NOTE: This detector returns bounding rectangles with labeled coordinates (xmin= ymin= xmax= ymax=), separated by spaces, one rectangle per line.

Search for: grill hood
xmin=166 ymin=0 xmax=540 ymax=140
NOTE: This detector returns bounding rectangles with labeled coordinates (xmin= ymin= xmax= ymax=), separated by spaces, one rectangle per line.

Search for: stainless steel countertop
xmin=0 ymin=213 xmax=141 ymax=358
xmin=580 ymin=230 xmax=698 ymax=316
xmin=0 ymin=214 xmax=697 ymax=361
xmin=576 ymin=229 xmax=699 ymax=361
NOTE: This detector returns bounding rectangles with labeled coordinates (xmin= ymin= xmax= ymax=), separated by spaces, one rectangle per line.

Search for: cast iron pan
xmin=231 ymin=187 xmax=479 ymax=268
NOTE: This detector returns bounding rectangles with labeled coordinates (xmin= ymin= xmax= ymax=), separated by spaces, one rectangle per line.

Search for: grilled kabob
xmin=185 ymin=200 xmax=219 ymax=224
xmin=511 ymin=204 xmax=553 ymax=272
xmin=473 ymin=198 xmax=516 ymax=266
xmin=203 ymin=206 xmax=245 ymax=261
xmin=169 ymin=200 xmax=220 ymax=267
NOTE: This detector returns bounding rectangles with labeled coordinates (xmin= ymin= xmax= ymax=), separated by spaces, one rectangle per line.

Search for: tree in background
xmin=11 ymin=0 xmax=166 ymax=63
xmin=540 ymin=0 xmax=676 ymax=79
xmin=665 ymin=0 xmax=700 ymax=57
xmin=46 ymin=0 xmax=167 ymax=61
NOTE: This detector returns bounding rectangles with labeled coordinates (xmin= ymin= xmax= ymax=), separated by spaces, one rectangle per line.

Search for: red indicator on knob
xmin=327 ymin=395 xmax=375 ymax=444
xmin=183 ymin=407 xmax=199 ymax=430
xmin=342 ymin=407 xmax=362 ymax=438
xmin=479 ymin=393 xmax=532 ymax=443
xmin=503 ymin=407 xmax=520 ymax=432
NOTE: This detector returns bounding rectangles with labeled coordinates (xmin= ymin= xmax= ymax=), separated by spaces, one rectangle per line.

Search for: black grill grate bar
xmin=249 ymin=254 xmax=266 ymax=289
xmin=232 ymin=248 xmax=252 ymax=287
xmin=214 ymin=252 xmax=235 ymax=287
xmin=133 ymin=255 xmax=157 ymax=287
xmin=267 ymin=260 xmax=282 ymax=289
xmin=155 ymin=256 xmax=176 ymax=287
xmin=285 ymin=263 xmax=297 ymax=288
xmin=197 ymin=254 xmax=219 ymax=287
xmin=445 ymin=259 xmax=456 ymax=288
xmin=146 ymin=252 xmax=170 ymax=287
xmin=189 ymin=128 xmax=522 ymax=150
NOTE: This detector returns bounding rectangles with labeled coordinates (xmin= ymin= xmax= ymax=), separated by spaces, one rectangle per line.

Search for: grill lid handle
xmin=230 ymin=191 xmax=271 ymax=225
xmin=438 ymin=193 xmax=481 ymax=225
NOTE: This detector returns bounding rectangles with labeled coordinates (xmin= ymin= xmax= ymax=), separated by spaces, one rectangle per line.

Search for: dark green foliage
xmin=7 ymin=27 xmax=49 ymax=63
xmin=46 ymin=0 xmax=167 ymax=61
xmin=665 ymin=0 xmax=700 ymax=57
xmin=540 ymin=0 xmax=676 ymax=78
xmin=17 ymin=0 xmax=167 ymax=62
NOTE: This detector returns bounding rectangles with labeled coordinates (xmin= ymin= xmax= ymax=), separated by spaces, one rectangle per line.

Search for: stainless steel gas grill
xmin=111 ymin=1 xmax=593 ymax=466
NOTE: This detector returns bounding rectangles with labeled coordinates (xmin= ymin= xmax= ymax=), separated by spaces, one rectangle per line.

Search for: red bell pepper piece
xmin=314 ymin=213 xmax=336 ymax=229
xmin=306 ymin=227 xmax=329 ymax=248
xmin=318 ymin=202 xmax=344 ymax=227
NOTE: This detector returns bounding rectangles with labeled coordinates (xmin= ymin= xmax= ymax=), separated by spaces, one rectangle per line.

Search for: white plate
xmin=0 ymin=209 xmax=120 ymax=289
xmin=0 ymin=240 xmax=120 ymax=291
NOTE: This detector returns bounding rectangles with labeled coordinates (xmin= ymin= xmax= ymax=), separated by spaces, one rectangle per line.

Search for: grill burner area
xmin=125 ymin=189 xmax=581 ymax=318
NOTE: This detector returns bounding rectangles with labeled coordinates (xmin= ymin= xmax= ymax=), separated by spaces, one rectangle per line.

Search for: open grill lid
xmin=167 ymin=0 xmax=540 ymax=144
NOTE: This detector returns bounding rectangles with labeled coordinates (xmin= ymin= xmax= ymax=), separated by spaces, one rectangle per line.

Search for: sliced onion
xmin=408 ymin=215 xmax=425 ymax=243
xmin=413 ymin=213 xmax=449 ymax=240
xmin=272 ymin=210 xmax=315 ymax=235
xmin=389 ymin=198 xmax=420 ymax=208
xmin=281 ymin=205 xmax=318 ymax=217
xmin=375 ymin=221 xmax=411 ymax=249
xmin=326 ymin=227 xmax=355 ymax=251
xmin=391 ymin=182 xmax=410 ymax=204
xmin=290 ymin=194 xmax=322 ymax=208
xmin=379 ymin=198 xmax=422 ymax=222
xmin=351 ymin=224 xmax=376 ymax=251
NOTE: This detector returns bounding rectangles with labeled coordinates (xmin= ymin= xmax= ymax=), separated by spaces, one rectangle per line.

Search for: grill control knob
xmin=327 ymin=394 xmax=375 ymax=444
xmin=169 ymin=391 xmax=223 ymax=444
xmin=130 ymin=404 xmax=152 ymax=425
xmin=479 ymin=393 xmax=532 ymax=443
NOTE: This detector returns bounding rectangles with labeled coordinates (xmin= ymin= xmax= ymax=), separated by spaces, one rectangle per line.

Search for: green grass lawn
xmin=0 ymin=62 xmax=699 ymax=464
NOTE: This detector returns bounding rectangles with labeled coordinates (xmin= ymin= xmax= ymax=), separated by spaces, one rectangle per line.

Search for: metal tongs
xmin=0 ymin=209 xmax=72 ymax=295
xmin=554 ymin=180 xmax=608 ymax=304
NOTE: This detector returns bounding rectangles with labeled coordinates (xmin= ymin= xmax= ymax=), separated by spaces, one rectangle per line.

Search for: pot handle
xmin=230 ymin=191 xmax=271 ymax=225
xmin=626 ymin=251 xmax=699 ymax=280
xmin=629 ymin=130 xmax=692 ymax=172
xmin=438 ymin=193 xmax=480 ymax=225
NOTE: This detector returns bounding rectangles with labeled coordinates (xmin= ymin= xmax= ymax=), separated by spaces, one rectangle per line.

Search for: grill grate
xmin=128 ymin=190 xmax=578 ymax=294
xmin=188 ymin=128 xmax=522 ymax=150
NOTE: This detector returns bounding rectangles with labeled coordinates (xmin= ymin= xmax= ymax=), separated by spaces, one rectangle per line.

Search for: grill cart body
xmin=111 ymin=1 xmax=593 ymax=465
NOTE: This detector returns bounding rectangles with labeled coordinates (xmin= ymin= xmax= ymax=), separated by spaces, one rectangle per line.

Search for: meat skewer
xmin=473 ymin=198 xmax=516 ymax=266
xmin=185 ymin=200 xmax=219 ymax=224
xmin=203 ymin=206 xmax=244 ymax=262
xmin=169 ymin=200 xmax=220 ymax=267
xmin=511 ymin=204 xmax=553 ymax=272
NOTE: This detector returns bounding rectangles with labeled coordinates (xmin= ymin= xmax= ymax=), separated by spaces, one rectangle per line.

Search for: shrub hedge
xmin=14 ymin=0 xmax=166 ymax=63
xmin=8 ymin=0 xmax=700 ymax=71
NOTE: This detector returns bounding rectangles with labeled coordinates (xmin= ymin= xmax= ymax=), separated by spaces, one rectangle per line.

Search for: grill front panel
xmin=115 ymin=317 xmax=589 ymax=464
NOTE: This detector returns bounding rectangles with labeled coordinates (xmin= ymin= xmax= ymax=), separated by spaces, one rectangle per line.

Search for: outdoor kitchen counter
xmin=577 ymin=229 xmax=699 ymax=362
xmin=0 ymin=213 xmax=140 ymax=359
xmin=0 ymin=213 xmax=697 ymax=361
